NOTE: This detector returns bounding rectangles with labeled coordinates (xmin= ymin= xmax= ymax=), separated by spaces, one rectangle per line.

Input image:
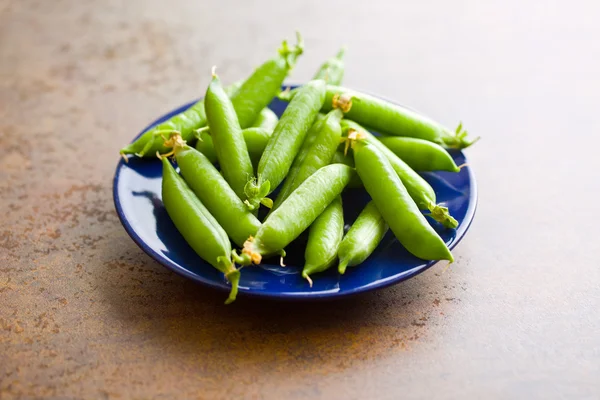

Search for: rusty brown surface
xmin=1 ymin=0 xmax=599 ymax=399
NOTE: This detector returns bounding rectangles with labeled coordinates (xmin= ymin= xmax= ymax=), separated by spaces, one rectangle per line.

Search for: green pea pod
xmin=312 ymin=47 xmax=346 ymax=85
xmin=194 ymin=129 xmax=218 ymax=164
xmin=232 ymin=33 xmax=303 ymax=128
xmin=302 ymin=196 xmax=344 ymax=286
xmin=271 ymin=108 xmax=343 ymax=211
xmin=160 ymin=156 xmax=240 ymax=304
xmin=204 ymin=70 xmax=254 ymax=201
xmin=251 ymin=107 xmax=279 ymax=131
xmin=245 ymin=79 xmax=326 ymax=210
xmin=337 ymin=201 xmax=388 ymax=274
xmin=242 ymin=127 xmax=273 ymax=169
xmin=240 ymin=164 xmax=354 ymax=264
xmin=378 ymin=136 xmax=460 ymax=172
xmin=295 ymin=112 xmax=327 ymax=149
xmin=341 ymin=119 xmax=457 ymax=229
xmin=196 ymin=127 xmax=272 ymax=169
xmin=280 ymin=85 xmax=477 ymax=149
xmin=323 ymin=86 xmax=477 ymax=149
xmin=168 ymin=141 xmax=261 ymax=247
xmin=120 ymin=80 xmax=243 ymax=159
xmin=330 ymin=151 xmax=362 ymax=188
xmin=262 ymin=113 xmax=325 ymax=211
xmin=352 ymin=141 xmax=453 ymax=262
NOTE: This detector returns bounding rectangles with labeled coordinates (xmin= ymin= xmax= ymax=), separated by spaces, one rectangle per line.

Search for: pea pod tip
xmin=301 ymin=272 xmax=313 ymax=288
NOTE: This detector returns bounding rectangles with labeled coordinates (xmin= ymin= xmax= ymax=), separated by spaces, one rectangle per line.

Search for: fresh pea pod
xmin=337 ymin=201 xmax=388 ymax=274
xmin=193 ymin=129 xmax=218 ymax=164
xmin=120 ymin=80 xmax=243 ymax=159
xmin=245 ymin=80 xmax=326 ymax=210
xmin=313 ymin=47 xmax=346 ymax=85
xmin=330 ymin=151 xmax=362 ymax=188
xmin=232 ymin=33 xmax=303 ymax=128
xmin=164 ymin=135 xmax=261 ymax=247
xmin=341 ymin=119 xmax=457 ymax=229
xmin=323 ymin=86 xmax=477 ymax=149
xmin=378 ymin=136 xmax=460 ymax=172
xmin=204 ymin=69 xmax=254 ymax=201
xmin=160 ymin=156 xmax=240 ymax=304
xmin=251 ymin=107 xmax=279 ymax=131
xmin=302 ymin=196 xmax=344 ymax=286
xmin=239 ymin=164 xmax=354 ymax=265
xmin=242 ymin=127 xmax=273 ymax=169
xmin=271 ymin=113 xmax=325 ymax=206
xmin=352 ymin=141 xmax=454 ymax=262
xmin=262 ymin=113 xmax=325 ymax=200
xmin=195 ymin=127 xmax=272 ymax=168
xmin=271 ymin=108 xmax=343 ymax=211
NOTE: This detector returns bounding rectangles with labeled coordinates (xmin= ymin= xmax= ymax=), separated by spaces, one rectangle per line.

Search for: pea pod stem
xmin=278 ymin=31 xmax=304 ymax=68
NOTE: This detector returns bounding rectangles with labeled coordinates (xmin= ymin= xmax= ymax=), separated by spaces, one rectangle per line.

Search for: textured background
xmin=1 ymin=0 xmax=599 ymax=399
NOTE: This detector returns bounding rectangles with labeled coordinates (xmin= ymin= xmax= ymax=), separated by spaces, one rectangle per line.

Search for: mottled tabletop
xmin=1 ymin=1 xmax=599 ymax=399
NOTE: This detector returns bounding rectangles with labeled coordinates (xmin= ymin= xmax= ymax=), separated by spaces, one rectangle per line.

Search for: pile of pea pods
xmin=120 ymin=33 xmax=478 ymax=304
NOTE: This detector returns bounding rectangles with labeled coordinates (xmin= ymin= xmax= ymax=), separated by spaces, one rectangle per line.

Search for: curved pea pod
xmin=170 ymin=142 xmax=261 ymax=247
xmin=337 ymin=201 xmax=388 ymax=274
xmin=312 ymin=47 xmax=346 ymax=85
xmin=302 ymin=196 xmax=344 ymax=286
xmin=195 ymin=127 xmax=272 ymax=168
xmin=232 ymin=33 xmax=303 ymax=128
xmin=160 ymin=156 xmax=240 ymax=304
xmin=242 ymin=127 xmax=273 ymax=169
xmin=271 ymin=108 xmax=343 ymax=211
xmin=245 ymin=79 xmax=326 ymax=210
xmin=120 ymin=80 xmax=243 ymax=159
xmin=378 ymin=136 xmax=460 ymax=172
xmin=341 ymin=119 xmax=457 ymax=229
xmin=194 ymin=130 xmax=218 ymax=164
xmin=330 ymin=151 xmax=362 ymax=188
xmin=240 ymin=164 xmax=355 ymax=264
xmin=204 ymin=70 xmax=254 ymax=201
xmin=352 ymin=141 xmax=454 ymax=262
xmin=297 ymin=112 xmax=327 ymax=148
xmin=320 ymin=86 xmax=477 ymax=149
xmin=251 ymin=107 xmax=279 ymax=131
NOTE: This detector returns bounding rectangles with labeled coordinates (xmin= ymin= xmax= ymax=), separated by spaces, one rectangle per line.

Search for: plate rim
xmin=112 ymin=86 xmax=478 ymax=300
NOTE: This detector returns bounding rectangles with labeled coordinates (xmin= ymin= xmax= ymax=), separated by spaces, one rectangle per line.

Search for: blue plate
xmin=113 ymin=87 xmax=477 ymax=300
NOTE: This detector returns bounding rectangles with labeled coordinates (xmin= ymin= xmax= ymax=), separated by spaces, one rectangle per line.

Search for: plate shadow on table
xmin=98 ymin=226 xmax=467 ymax=376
